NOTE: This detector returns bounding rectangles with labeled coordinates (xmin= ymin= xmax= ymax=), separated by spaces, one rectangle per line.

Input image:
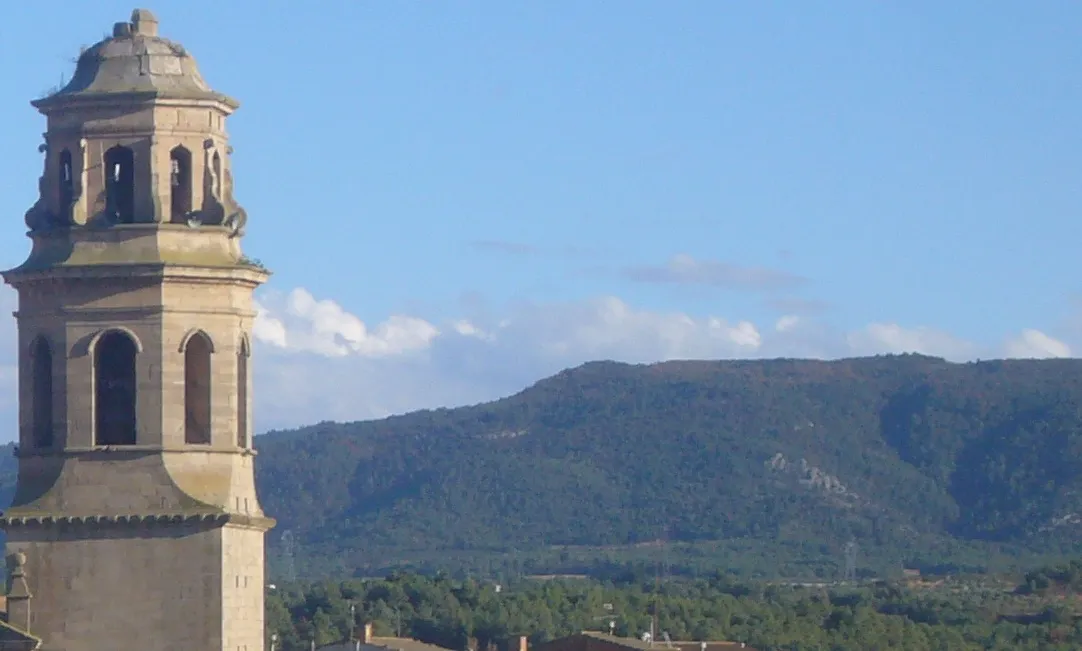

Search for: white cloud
xmin=1003 ymin=329 xmax=1071 ymax=359
xmin=451 ymin=319 xmax=491 ymax=340
xmin=249 ymin=293 xmax=771 ymax=429
xmin=251 ymin=290 xmax=1079 ymax=430
xmin=490 ymin=296 xmax=763 ymax=363
xmin=775 ymin=315 xmax=801 ymax=333
xmin=258 ymin=288 xmax=438 ymax=358
xmin=846 ymin=323 xmax=977 ymax=360
xmin=252 ymin=301 xmax=287 ymax=348
xmin=0 ymin=284 xmax=1072 ymax=438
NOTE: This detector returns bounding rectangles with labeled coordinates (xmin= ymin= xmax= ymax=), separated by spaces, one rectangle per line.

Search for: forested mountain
xmin=248 ymin=354 xmax=1082 ymax=578
xmin=5 ymin=354 xmax=1082 ymax=579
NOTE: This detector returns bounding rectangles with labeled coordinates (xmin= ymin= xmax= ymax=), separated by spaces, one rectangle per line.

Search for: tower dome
xmin=34 ymin=8 xmax=235 ymax=109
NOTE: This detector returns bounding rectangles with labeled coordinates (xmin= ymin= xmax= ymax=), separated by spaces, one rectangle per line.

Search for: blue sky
xmin=0 ymin=2 xmax=1079 ymax=431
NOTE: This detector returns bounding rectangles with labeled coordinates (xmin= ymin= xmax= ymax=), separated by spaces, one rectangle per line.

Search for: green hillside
xmin=249 ymin=354 xmax=1082 ymax=579
xmin=4 ymin=353 xmax=1082 ymax=580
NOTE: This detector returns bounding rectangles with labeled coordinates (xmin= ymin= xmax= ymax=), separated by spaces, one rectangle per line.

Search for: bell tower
xmin=1 ymin=9 xmax=272 ymax=651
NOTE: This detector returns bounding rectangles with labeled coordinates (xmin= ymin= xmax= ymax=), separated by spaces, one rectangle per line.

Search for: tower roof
xmin=33 ymin=8 xmax=236 ymax=111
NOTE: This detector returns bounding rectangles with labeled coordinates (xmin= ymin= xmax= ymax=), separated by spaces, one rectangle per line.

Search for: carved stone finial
xmin=130 ymin=9 xmax=159 ymax=37
xmin=25 ymin=175 xmax=55 ymax=232
xmin=6 ymin=551 xmax=32 ymax=634
xmin=225 ymin=207 xmax=247 ymax=238
xmin=7 ymin=550 xmax=31 ymax=597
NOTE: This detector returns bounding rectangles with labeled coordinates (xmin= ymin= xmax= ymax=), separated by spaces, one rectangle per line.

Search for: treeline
xmin=266 ymin=569 xmax=1082 ymax=651
xmin=1019 ymin=558 xmax=1082 ymax=595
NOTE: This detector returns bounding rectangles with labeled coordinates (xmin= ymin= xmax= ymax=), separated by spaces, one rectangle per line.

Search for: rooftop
xmin=367 ymin=636 xmax=458 ymax=651
xmin=33 ymin=8 xmax=235 ymax=109
xmin=545 ymin=632 xmax=751 ymax=651
xmin=317 ymin=636 xmax=456 ymax=651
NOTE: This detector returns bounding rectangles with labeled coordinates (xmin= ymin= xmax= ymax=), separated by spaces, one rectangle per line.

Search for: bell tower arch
xmin=1 ymin=9 xmax=273 ymax=651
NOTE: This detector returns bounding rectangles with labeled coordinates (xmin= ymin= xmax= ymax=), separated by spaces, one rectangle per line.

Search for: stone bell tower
xmin=0 ymin=9 xmax=272 ymax=651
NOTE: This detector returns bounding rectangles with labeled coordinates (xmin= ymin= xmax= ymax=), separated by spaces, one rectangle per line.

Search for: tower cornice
xmin=32 ymin=91 xmax=239 ymax=115
xmin=0 ymin=512 xmax=276 ymax=532
xmin=4 ymin=223 xmax=270 ymax=282
xmin=14 ymin=444 xmax=259 ymax=459
xmin=4 ymin=262 xmax=270 ymax=287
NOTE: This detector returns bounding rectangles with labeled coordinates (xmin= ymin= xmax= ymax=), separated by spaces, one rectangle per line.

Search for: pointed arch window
xmin=170 ymin=145 xmax=193 ymax=221
xmin=183 ymin=331 xmax=213 ymax=445
xmin=237 ymin=337 xmax=249 ymax=448
xmin=94 ymin=331 xmax=138 ymax=446
xmin=104 ymin=145 xmax=135 ymax=223
xmin=58 ymin=149 xmax=74 ymax=214
xmin=31 ymin=336 xmax=54 ymax=448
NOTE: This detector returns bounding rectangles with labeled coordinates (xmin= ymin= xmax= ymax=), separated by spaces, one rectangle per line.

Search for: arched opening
xmin=31 ymin=337 xmax=53 ymax=448
xmin=58 ymin=149 xmax=74 ymax=213
xmin=184 ymin=331 xmax=213 ymax=445
xmin=170 ymin=145 xmax=192 ymax=221
xmin=104 ymin=145 xmax=135 ymax=223
xmin=237 ymin=337 xmax=249 ymax=448
xmin=94 ymin=331 xmax=138 ymax=446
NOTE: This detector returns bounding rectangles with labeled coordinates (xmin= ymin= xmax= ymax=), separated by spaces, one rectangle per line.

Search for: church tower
xmin=1 ymin=9 xmax=273 ymax=651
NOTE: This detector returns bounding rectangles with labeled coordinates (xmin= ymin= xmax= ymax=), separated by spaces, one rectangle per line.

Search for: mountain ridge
xmin=247 ymin=354 xmax=1082 ymax=577
xmin=4 ymin=353 xmax=1082 ymax=579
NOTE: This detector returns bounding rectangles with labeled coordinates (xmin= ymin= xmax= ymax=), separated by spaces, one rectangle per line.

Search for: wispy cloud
xmin=1003 ymin=329 xmax=1072 ymax=359
xmin=764 ymin=296 xmax=833 ymax=314
xmin=470 ymin=240 xmax=539 ymax=256
xmin=245 ymin=286 xmax=1075 ymax=430
xmin=470 ymin=239 xmax=598 ymax=259
xmin=624 ymin=254 xmax=808 ymax=292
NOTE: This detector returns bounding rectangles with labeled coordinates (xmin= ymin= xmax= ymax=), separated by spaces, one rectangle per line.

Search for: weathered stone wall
xmin=7 ymin=522 xmax=225 ymax=651
xmin=221 ymin=525 xmax=267 ymax=651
